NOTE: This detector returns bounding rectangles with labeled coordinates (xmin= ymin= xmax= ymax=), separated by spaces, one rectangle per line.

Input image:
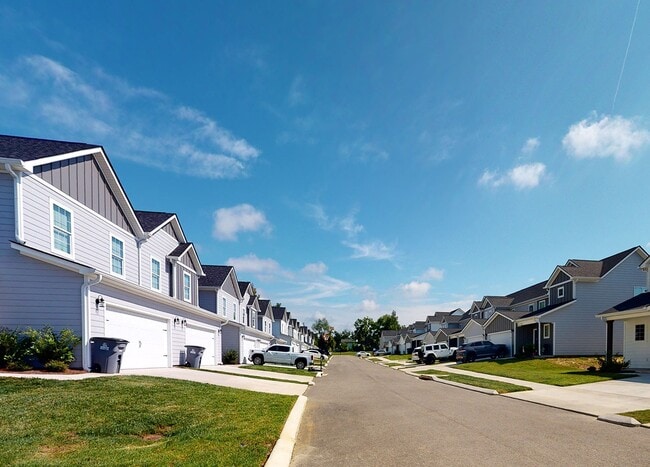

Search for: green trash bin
xmin=90 ymin=337 xmax=129 ymax=373
xmin=184 ymin=345 xmax=205 ymax=368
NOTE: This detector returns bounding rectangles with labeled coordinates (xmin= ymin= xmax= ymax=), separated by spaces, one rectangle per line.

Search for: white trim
xmin=182 ymin=271 xmax=192 ymax=302
xmin=109 ymin=233 xmax=126 ymax=278
xmin=10 ymin=242 xmax=94 ymax=274
xmin=600 ymin=308 xmax=650 ymax=321
xmin=543 ymin=323 xmax=551 ymax=339
xmin=150 ymin=256 xmax=162 ymax=292
xmin=557 ymin=285 xmax=565 ymax=299
xmin=50 ymin=198 xmax=75 ymax=259
xmin=21 ymin=148 xmax=102 ymax=171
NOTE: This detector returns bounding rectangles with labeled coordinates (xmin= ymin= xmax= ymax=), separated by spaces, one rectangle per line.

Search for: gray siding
xmin=139 ymin=229 xmax=176 ymax=295
xmin=33 ymin=155 xmax=133 ymax=234
xmin=162 ymin=222 xmax=180 ymax=241
xmin=551 ymin=271 xmax=570 ymax=286
xmin=221 ymin=324 xmax=240 ymax=358
xmin=547 ymin=252 xmax=645 ymax=355
xmin=549 ymin=282 xmax=573 ymax=306
xmin=176 ymin=266 xmax=198 ymax=306
xmin=485 ymin=315 xmax=513 ymax=334
xmin=199 ymin=290 xmax=217 ymax=314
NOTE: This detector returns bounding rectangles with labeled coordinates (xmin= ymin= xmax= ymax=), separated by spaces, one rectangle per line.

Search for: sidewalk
xmin=402 ymin=361 xmax=650 ymax=421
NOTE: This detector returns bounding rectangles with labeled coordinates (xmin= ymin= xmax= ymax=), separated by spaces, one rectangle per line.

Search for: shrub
xmin=597 ymin=355 xmax=630 ymax=373
xmin=27 ymin=327 xmax=80 ymax=367
xmin=44 ymin=361 xmax=69 ymax=372
xmin=0 ymin=328 xmax=35 ymax=369
xmin=222 ymin=349 xmax=239 ymax=364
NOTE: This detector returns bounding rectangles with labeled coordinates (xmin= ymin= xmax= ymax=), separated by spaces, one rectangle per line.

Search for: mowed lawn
xmin=0 ymin=376 xmax=296 ymax=466
xmin=455 ymin=358 xmax=637 ymax=386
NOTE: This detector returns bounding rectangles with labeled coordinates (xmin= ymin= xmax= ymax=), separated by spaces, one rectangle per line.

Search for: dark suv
xmin=456 ymin=341 xmax=508 ymax=363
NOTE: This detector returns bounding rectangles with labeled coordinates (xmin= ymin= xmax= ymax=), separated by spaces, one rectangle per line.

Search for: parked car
xmin=456 ymin=341 xmax=508 ymax=363
xmin=249 ymin=345 xmax=313 ymax=370
xmin=417 ymin=343 xmax=457 ymax=364
xmin=373 ymin=349 xmax=388 ymax=356
xmin=303 ymin=348 xmax=328 ymax=361
xmin=411 ymin=346 xmax=421 ymax=363
xmin=356 ymin=351 xmax=370 ymax=357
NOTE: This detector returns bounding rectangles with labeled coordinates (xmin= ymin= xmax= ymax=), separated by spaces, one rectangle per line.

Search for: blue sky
xmin=2 ymin=1 xmax=650 ymax=330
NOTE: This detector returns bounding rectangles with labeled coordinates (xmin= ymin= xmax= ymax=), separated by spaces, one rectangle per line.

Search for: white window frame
xmin=233 ymin=303 xmax=237 ymax=320
xmin=538 ymin=299 xmax=546 ymax=309
xmin=222 ymin=297 xmax=227 ymax=316
xmin=110 ymin=234 xmax=126 ymax=278
xmin=528 ymin=304 xmax=534 ymax=312
xmin=182 ymin=271 xmax=191 ymax=302
xmin=543 ymin=323 xmax=551 ymax=339
xmin=557 ymin=286 xmax=565 ymax=299
xmin=150 ymin=256 xmax=162 ymax=292
xmin=50 ymin=200 xmax=74 ymax=258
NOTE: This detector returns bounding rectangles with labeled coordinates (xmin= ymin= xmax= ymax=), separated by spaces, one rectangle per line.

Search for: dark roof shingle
xmin=134 ymin=210 xmax=176 ymax=232
xmin=199 ymin=265 xmax=232 ymax=287
xmin=0 ymin=134 xmax=98 ymax=161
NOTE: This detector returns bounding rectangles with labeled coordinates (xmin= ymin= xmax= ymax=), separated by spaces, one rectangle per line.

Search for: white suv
xmin=417 ymin=343 xmax=457 ymax=364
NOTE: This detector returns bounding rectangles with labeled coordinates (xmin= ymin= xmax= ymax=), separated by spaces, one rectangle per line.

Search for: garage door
xmin=105 ymin=309 xmax=168 ymax=369
xmin=241 ymin=335 xmax=258 ymax=364
xmin=488 ymin=331 xmax=513 ymax=356
xmin=186 ymin=326 xmax=217 ymax=366
xmin=465 ymin=334 xmax=483 ymax=344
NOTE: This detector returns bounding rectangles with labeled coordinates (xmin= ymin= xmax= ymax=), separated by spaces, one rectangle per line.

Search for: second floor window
xmin=183 ymin=272 xmax=191 ymax=302
xmin=233 ymin=303 xmax=237 ymax=319
xmin=222 ymin=297 xmax=226 ymax=316
xmin=151 ymin=258 xmax=161 ymax=291
xmin=52 ymin=203 xmax=72 ymax=255
xmin=111 ymin=236 xmax=124 ymax=276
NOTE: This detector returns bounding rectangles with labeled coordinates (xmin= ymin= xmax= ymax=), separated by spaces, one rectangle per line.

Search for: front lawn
xmin=0 ymin=376 xmax=296 ymax=465
xmin=455 ymin=358 xmax=637 ymax=386
xmin=415 ymin=369 xmax=530 ymax=394
xmin=240 ymin=364 xmax=315 ymax=376
xmin=620 ymin=409 xmax=650 ymax=424
xmin=384 ymin=354 xmax=412 ymax=361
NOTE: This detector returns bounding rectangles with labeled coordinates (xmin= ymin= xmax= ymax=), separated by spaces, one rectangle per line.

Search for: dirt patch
xmin=548 ymin=357 xmax=600 ymax=370
xmin=0 ymin=368 xmax=87 ymax=375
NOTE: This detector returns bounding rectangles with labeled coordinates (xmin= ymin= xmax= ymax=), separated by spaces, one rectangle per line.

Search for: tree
xmin=354 ymin=316 xmax=379 ymax=350
xmin=332 ymin=329 xmax=353 ymax=351
xmin=311 ymin=318 xmax=331 ymax=334
xmin=376 ymin=310 xmax=400 ymax=332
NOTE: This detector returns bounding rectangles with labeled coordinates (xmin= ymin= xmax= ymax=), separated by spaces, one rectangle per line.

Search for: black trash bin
xmin=90 ymin=337 xmax=129 ymax=373
xmin=184 ymin=345 xmax=205 ymax=368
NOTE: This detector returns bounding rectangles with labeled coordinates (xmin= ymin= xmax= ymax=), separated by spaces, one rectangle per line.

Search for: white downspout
xmin=81 ymin=273 xmax=103 ymax=370
xmin=4 ymin=164 xmax=25 ymax=244
xmin=136 ymin=238 xmax=147 ymax=287
xmin=537 ymin=321 xmax=542 ymax=357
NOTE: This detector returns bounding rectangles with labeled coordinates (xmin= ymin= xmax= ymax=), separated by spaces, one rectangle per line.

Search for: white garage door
xmin=488 ymin=331 xmax=512 ymax=356
xmin=465 ymin=334 xmax=483 ymax=344
xmin=186 ymin=326 xmax=217 ymax=366
xmin=105 ymin=309 xmax=168 ymax=369
xmin=241 ymin=335 xmax=258 ymax=364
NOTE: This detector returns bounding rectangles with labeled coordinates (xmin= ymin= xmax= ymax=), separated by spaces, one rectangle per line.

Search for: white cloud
xmin=401 ymin=281 xmax=431 ymax=297
xmin=361 ymin=299 xmax=379 ymax=312
xmin=421 ymin=267 xmax=444 ymax=281
xmin=563 ymin=114 xmax=650 ymax=161
xmin=479 ymin=162 xmax=546 ymax=190
xmin=521 ymin=137 xmax=540 ymax=155
xmin=344 ymin=240 xmax=395 ymax=260
xmin=226 ymin=253 xmax=281 ymax=275
xmin=213 ymin=204 xmax=272 ymax=241
xmin=0 ymin=55 xmax=261 ymax=179
xmin=302 ymin=262 xmax=328 ymax=275
xmin=307 ymin=204 xmax=363 ymax=238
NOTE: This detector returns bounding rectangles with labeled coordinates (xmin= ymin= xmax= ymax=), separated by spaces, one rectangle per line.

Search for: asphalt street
xmin=291 ymin=356 xmax=650 ymax=466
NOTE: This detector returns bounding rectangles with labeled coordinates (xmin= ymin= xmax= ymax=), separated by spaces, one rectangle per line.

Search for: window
xmin=151 ymin=258 xmax=161 ymax=291
xmin=52 ymin=203 xmax=73 ymax=255
xmin=557 ymin=286 xmax=565 ymax=299
xmin=233 ymin=303 xmax=237 ymax=319
xmin=538 ymin=299 xmax=546 ymax=309
xmin=222 ymin=298 xmax=226 ymax=316
xmin=528 ymin=304 xmax=534 ymax=312
xmin=182 ymin=272 xmax=191 ymax=302
xmin=635 ymin=324 xmax=645 ymax=342
xmin=111 ymin=236 xmax=124 ymax=276
xmin=543 ymin=323 xmax=551 ymax=339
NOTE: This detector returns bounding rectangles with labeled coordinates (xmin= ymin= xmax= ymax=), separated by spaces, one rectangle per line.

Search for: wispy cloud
xmin=226 ymin=253 xmax=283 ymax=276
xmin=421 ymin=267 xmax=444 ymax=281
xmin=0 ymin=54 xmax=261 ymax=178
xmin=521 ymin=137 xmax=540 ymax=155
xmin=563 ymin=114 xmax=650 ymax=161
xmin=479 ymin=162 xmax=547 ymax=190
xmin=212 ymin=204 xmax=272 ymax=241
xmin=307 ymin=204 xmax=364 ymax=238
xmin=339 ymin=140 xmax=389 ymax=163
xmin=288 ymin=75 xmax=306 ymax=107
xmin=344 ymin=240 xmax=396 ymax=260
xmin=302 ymin=262 xmax=328 ymax=275
xmin=401 ymin=281 xmax=431 ymax=298
xmin=361 ymin=299 xmax=379 ymax=312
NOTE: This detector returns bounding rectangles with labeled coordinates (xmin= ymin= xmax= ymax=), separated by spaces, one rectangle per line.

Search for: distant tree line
xmin=310 ymin=311 xmax=401 ymax=352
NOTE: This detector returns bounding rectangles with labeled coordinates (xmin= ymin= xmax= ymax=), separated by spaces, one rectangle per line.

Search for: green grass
xmin=332 ymin=351 xmax=357 ymax=356
xmin=198 ymin=368 xmax=309 ymax=385
xmin=239 ymin=364 xmax=315 ymax=376
xmin=415 ymin=369 xmax=530 ymax=394
xmin=0 ymin=376 xmax=295 ymax=466
xmin=384 ymin=362 xmax=404 ymax=367
xmin=455 ymin=358 xmax=637 ymax=386
xmin=384 ymin=354 xmax=412 ymax=361
xmin=620 ymin=410 xmax=650 ymax=424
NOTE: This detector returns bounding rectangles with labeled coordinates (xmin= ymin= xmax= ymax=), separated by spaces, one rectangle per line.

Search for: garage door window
xmin=635 ymin=324 xmax=645 ymax=341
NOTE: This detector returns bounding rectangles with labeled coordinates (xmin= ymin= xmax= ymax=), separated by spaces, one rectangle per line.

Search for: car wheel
xmin=253 ymin=356 xmax=263 ymax=366
xmin=425 ymin=354 xmax=435 ymax=365
xmin=296 ymin=360 xmax=306 ymax=370
xmin=469 ymin=353 xmax=476 ymax=363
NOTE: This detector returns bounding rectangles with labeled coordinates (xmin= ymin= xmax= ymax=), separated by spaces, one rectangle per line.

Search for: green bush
xmin=0 ymin=328 xmax=34 ymax=369
xmin=0 ymin=326 xmax=80 ymax=370
xmin=222 ymin=349 xmax=239 ymax=365
xmin=44 ymin=361 xmax=69 ymax=372
xmin=597 ymin=355 xmax=630 ymax=373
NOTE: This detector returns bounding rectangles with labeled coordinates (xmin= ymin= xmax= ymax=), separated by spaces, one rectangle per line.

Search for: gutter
xmin=4 ymin=163 xmax=25 ymax=244
xmin=81 ymin=273 xmax=103 ymax=370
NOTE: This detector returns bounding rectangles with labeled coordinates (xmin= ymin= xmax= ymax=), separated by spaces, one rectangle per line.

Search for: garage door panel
xmin=105 ymin=309 xmax=168 ymax=369
xmin=186 ymin=326 xmax=217 ymax=366
xmin=488 ymin=331 xmax=512 ymax=356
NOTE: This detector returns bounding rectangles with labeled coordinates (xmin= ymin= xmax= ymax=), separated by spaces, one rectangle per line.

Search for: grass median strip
xmin=239 ymin=365 xmax=316 ymax=377
xmin=620 ymin=410 xmax=650 ymax=424
xmin=199 ymin=368 xmax=309 ymax=385
xmin=0 ymin=376 xmax=295 ymax=465
xmin=415 ymin=369 xmax=531 ymax=394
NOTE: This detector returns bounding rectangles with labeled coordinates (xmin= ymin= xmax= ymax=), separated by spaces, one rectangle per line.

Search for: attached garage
xmin=185 ymin=325 xmax=218 ymax=366
xmin=487 ymin=330 xmax=513 ymax=356
xmin=105 ymin=308 xmax=169 ymax=369
xmin=241 ymin=334 xmax=260 ymax=364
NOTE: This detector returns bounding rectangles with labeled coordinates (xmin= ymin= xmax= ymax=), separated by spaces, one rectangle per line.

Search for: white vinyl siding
xmin=183 ymin=272 xmax=191 ymax=302
xmin=110 ymin=235 xmax=125 ymax=277
xmin=51 ymin=201 xmax=73 ymax=257
xmin=151 ymin=257 xmax=161 ymax=291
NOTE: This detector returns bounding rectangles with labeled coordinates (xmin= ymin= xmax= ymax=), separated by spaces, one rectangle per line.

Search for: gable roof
xmin=545 ymin=246 xmax=647 ymax=287
xmin=272 ymin=306 xmax=288 ymax=321
xmin=482 ymin=296 xmax=514 ymax=309
xmin=199 ymin=265 xmax=235 ymax=289
xmin=134 ymin=211 xmax=175 ymax=233
xmin=507 ymin=281 xmax=547 ymax=305
xmin=426 ymin=312 xmax=451 ymax=323
xmin=238 ymin=281 xmax=251 ymax=296
xmin=598 ymin=292 xmax=650 ymax=318
xmin=0 ymin=134 xmax=98 ymax=162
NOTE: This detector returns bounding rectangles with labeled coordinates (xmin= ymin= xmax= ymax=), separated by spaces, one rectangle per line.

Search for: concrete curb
xmin=597 ymin=414 xmax=641 ymax=427
xmin=265 ymin=395 xmax=308 ymax=467
xmin=418 ymin=374 xmax=499 ymax=395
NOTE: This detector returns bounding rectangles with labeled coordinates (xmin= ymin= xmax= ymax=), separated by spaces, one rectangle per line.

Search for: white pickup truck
xmin=413 ymin=343 xmax=457 ymax=365
xmin=248 ymin=344 xmax=313 ymax=370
